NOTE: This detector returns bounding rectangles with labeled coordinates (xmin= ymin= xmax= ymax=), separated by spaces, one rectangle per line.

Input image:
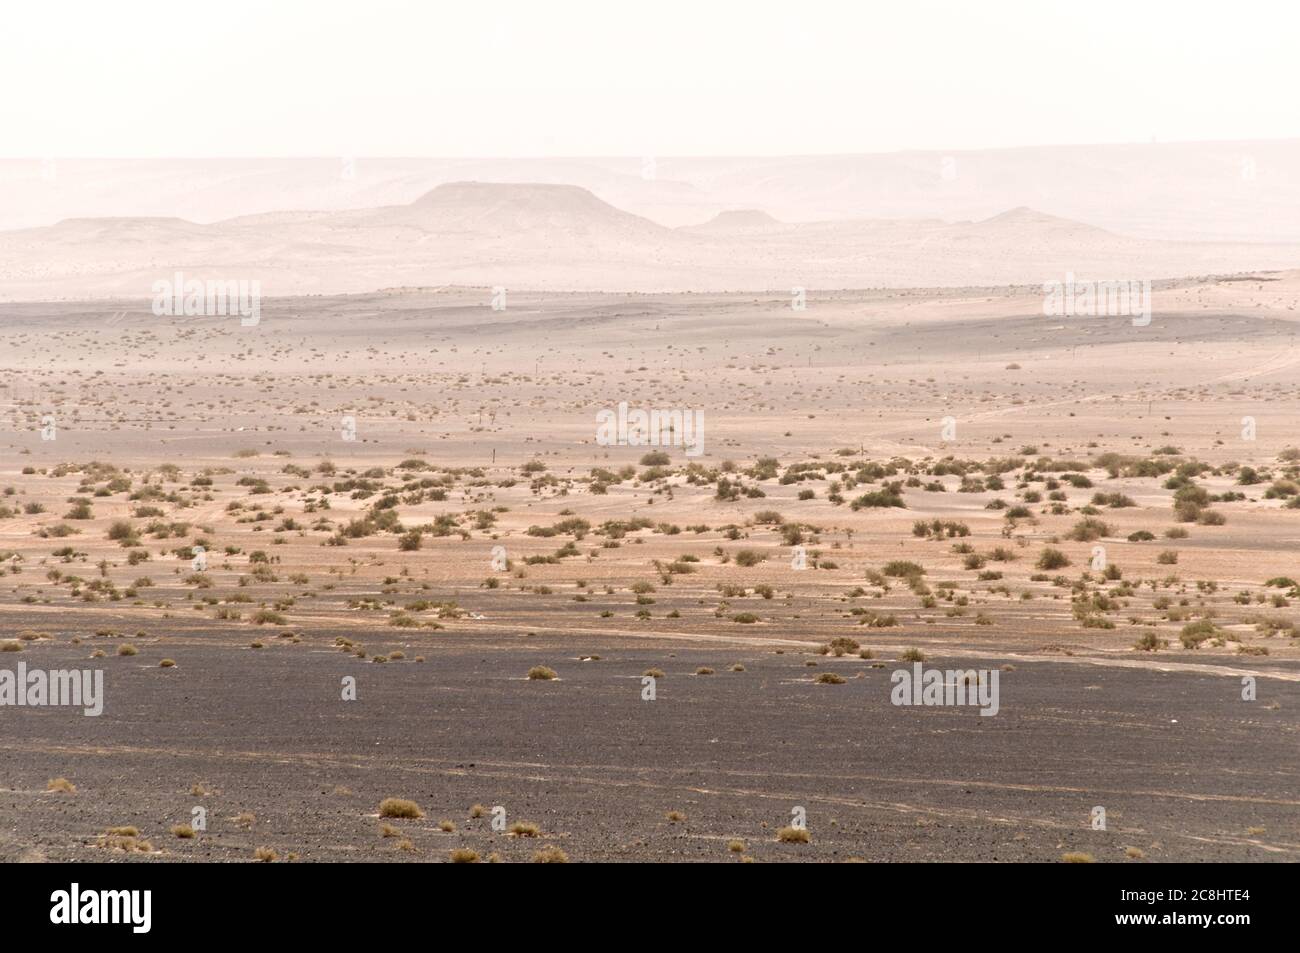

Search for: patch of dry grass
xmin=777 ymin=826 xmax=811 ymax=843
xmin=101 ymin=826 xmax=153 ymax=853
xmin=379 ymin=797 xmax=424 ymax=819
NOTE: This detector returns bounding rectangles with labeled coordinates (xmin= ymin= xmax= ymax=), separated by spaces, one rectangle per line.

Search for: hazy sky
xmin=5 ymin=0 xmax=1298 ymax=157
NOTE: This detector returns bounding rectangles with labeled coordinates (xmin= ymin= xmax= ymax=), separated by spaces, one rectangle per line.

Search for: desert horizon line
xmin=6 ymin=134 xmax=1300 ymax=162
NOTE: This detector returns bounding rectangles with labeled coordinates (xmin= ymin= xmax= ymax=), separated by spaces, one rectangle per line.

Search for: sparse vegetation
xmin=378 ymin=798 xmax=424 ymax=819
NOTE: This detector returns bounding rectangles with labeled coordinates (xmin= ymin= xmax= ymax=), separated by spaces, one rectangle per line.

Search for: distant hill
xmin=5 ymin=142 xmax=1300 ymax=241
xmin=686 ymin=209 xmax=782 ymax=231
xmin=3 ymin=184 xmax=1299 ymax=299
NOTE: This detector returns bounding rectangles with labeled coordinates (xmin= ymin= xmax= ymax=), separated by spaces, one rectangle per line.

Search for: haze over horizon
xmin=6 ymin=1 xmax=1299 ymax=158
xmin=4 ymin=137 xmax=1300 ymax=243
xmin=2 ymin=0 xmax=1299 ymax=888
xmin=5 ymin=171 xmax=1300 ymax=300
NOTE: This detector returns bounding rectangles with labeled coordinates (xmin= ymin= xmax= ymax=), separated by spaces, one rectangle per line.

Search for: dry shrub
xmin=379 ymin=798 xmax=424 ymax=819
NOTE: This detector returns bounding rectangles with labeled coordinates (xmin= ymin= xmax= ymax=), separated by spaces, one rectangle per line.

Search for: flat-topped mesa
xmin=410 ymin=180 xmax=611 ymax=210
xmin=691 ymin=209 xmax=782 ymax=230
xmin=391 ymin=181 xmax=671 ymax=239
xmin=974 ymin=206 xmax=1106 ymax=233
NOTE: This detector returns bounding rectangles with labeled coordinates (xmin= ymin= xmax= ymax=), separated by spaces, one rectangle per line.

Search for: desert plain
xmin=1 ymin=270 xmax=1298 ymax=863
